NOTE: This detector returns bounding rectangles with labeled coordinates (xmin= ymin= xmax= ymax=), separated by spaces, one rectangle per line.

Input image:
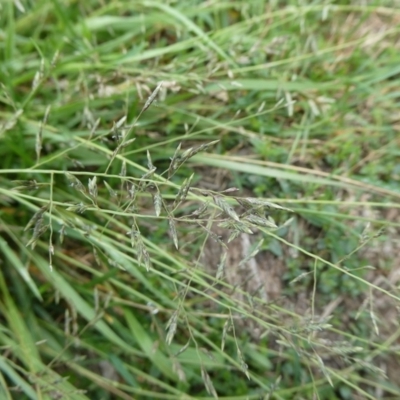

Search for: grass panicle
xmin=0 ymin=1 xmax=399 ymax=399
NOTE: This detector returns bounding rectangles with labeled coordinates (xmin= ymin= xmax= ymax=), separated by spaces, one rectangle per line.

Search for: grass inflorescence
xmin=1 ymin=1 xmax=400 ymax=399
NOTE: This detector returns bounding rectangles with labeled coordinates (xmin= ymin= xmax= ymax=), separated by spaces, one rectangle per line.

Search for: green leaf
xmin=124 ymin=308 xmax=179 ymax=382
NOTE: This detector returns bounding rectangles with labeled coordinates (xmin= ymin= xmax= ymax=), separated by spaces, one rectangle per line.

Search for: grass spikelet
xmin=315 ymin=354 xmax=333 ymax=386
xmin=147 ymin=150 xmax=154 ymax=170
xmin=12 ymin=179 xmax=41 ymax=191
xmin=127 ymin=226 xmax=139 ymax=249
xmin=235 ymin=197 xmax=293 ymax=213
xmin=88 ymin=117 xmax=101 ymax=140
xmin=24 ymin=203 xmax=49 ymax=232
xmin=238 ymin=239 xmax=264 ymax=267
xmin=135 ymin=237 xmax=145 ymax=265
xmin=128 ymin=183 xmax=136 ymax=199
xmin=26 ymin=218 xmax=48 ymax=249
xmin=32 ymin=58 xmax=44 ymax=89
xmin=104 ymin=116 xmax=131 ymax=172
xmin=166 ymin=310 xmax=178 ymax=345
xmin=14 ymin=0 xmax=25 ymax=12
xmin=142 ymin=167 xmax=157 ymax=180
xmin=153 ymin=189 xmax=162 ymax=217
xmin=120 ymin=160 xmax=127 ymax=177
xmin=115 ymin=115 xmax=127 ymax=130
xmin=0 ymin=109 xmax=23 ymax=134
xmin=201 ymin=367 xmax=218 ymax=399
xmin=280 ymin=216 xmax=294 ymax=229
xmin=173 ymin=173 xmax=194 ymax=210
xmin=221 ymin=318 xmax=230 ymax=351
xmin=141 ymin=81 xmax=163 ymax=114
xmin=369 ymin=290 xmax=379 ymax=336
xmin=219 ymin=219 xmax=253 ymax=235
xmin=227 ymin=229 xmax=242 ymax=243
xmin=64 ymin=308 xmax=71 ymax=336
xmin=290 ymin=271 xmax=312 ymax=284
xmin=130 ymin=230 xmax=151 ymax=272
xmin=212 ymin=195 xmax=239 ymax=221
xmin=66 ymin=202 xmax=89 ymax=214
xmin=139 ymin=168 xmax=157 ymax=191
xmin=120 ymin=138 xmax=136 ymax=149
xmin=88 ymin=176 xmax=98 ymax=201
xmin=50 ymin=49 xmax=59 ymax=68
xmin=94 ymin=286 xmax=99 ymax=314
xmin=36 ymin=105 xmax=50 ymax=163
xmin=175 ymin=339 xmax=190 ymax=357
xmin=59 ymin=224 xmax=65 ymax=244
xmin=216 ymin=250 xmax=227 ymax=281
xmin=330 ymin=344 xmax=364 ymax=356
xmin=352 ymin=358 xmax=387 ymax=378
xmin=103 ymin=180 xmax=117 ymax=198
xmin=65 ymin=172 xmax=86 ymax=194
xmin=142 ymin=246 xmax=151 ymax=272
xmin=170 ymin=140 xmax=219 ymax=174
xmin=168 ymin=142 xmax=182 ymax=178
xmin=220 ymin=187 xmax=239 ymax=194
xmin=168 ymin=216 xmax=179 ymax=249
xmin=230 ymin=312 xmax=250 ymax=379
xmin=243 ymin=214 xmax=278 ymax=229
xmin=194 ymin=140 xmax=220 ymax=154
xmin=93 ymin=247 xmax=101 ymax=267
xmin=237 ymin=347 xmax=250 ymax=380
xmin=172 ymin=358 xmax=186 ymax=382
xmin=199 ymin=224 xmax=227 ymax=248
xmin=49 ymin=239 xmax=54 ymax=272
xmin=189 ymin=201 xmax=209 ymax=218
xmin=110 ymin=116 xmax=127 ymax=143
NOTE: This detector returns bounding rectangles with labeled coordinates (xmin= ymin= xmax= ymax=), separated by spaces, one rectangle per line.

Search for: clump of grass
xmin=1 ymin=1 xmax=400 ymax=399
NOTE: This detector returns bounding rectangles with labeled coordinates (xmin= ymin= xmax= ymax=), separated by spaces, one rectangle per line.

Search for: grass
xmin=1 ymin=0 xmax=400 ymax=399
